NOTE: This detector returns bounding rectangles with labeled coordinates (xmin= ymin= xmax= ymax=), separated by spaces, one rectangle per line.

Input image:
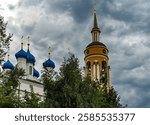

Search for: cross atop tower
xmin=48 ymin=47 xmax=51 ymax=59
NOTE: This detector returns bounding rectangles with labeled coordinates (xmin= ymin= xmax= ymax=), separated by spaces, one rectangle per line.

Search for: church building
xmin=1 ymin=36 xmax=55 ymax=96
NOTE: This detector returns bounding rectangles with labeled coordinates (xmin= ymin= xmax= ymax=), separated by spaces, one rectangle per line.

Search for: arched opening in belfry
xmin=101 ymin=61 xmax=107 ymax=84
xmin=102 ymin=61 xmax=107 ymax=71
xmin=86 ymin=61 xmax=91 ymax=76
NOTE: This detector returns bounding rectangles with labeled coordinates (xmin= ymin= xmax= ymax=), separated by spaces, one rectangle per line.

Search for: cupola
xmin=43 ymin=47 xmax=55 ymax=69
xmin=2 ymin=47 xmax=14 ymax=70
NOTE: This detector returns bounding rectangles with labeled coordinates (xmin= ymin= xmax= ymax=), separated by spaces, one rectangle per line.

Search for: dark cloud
xmin=42 ymin=0 xmax=92 ymax=23
xmin=5 ymin=0 xmax=150 ymax=107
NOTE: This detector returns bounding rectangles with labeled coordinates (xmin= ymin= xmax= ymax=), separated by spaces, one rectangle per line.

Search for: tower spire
xmin=93 ymin=0 xmax=98 ymax=28
xmin=91 ymin=0 xmax=101 ymax=42
xmin=27 ymin=36 xmax=30 ymax=50
xmin=21 ymin=36 xmax=24 ymax=50
xmin=7 ymin=46 xmax=10 ymax=60
xmin=48 ymin=47 xmax=51 ymax=59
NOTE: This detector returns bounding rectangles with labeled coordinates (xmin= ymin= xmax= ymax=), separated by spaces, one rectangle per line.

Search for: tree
xmin=42 ymin=53 xmax=123 ymax=108
xmin=0 ymin=66 xmax=43 ymax=108
xmin=42 ymin=53 xmax=83 ymax=107
xmin=79 ymin=77 xmax=104 ymax=107
xmin=0 ymin=66 xmax=25 ymax=107
xmin=41 ymin=67 xmax=59 ymax=107
xmin=0 ymin=15 xmax=13 ymax=65
xmin=57 ymin=53 xmax=83 ymax=107
xmin=102 ymin=86 xmax=123 ymax=108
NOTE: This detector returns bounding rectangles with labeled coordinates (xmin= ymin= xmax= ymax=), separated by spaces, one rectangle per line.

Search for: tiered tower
xmin=84 ymin=1 xmax=111 ymax=91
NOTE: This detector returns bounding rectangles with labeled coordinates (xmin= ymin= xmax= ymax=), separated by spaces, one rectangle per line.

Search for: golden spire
xmin=93 ymin=0 xmax=98 ymax=28
xmin=91 ymin=0 xmax=101 ymax=42
xmin=48 ymin=47 xmax=51 ymax=59
xmin=27 ymin=36 xmax=30 ymax=50
xmin=7 ymin=46 xmax=10 ymax=60
xmin=21 ymin=36 xmax=24 ymax=50
xmin=94 ymin=0 xmax=96 ymax=14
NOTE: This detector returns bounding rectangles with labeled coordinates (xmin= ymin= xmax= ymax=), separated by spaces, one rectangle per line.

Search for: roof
xmin=26 ymin=50 xmax=36 ymax=64
xmin=2 ymin=60 xmax=14 ymax=70
xmin=15 ymin=49 xmax=27 ymax=59
xmin=33 ymin=68 xmax=40 ymax=78
xmin=43 ymin=59 xmax=55 ymax=69
xmin=86 ymin=41 xmax=107 ymax=48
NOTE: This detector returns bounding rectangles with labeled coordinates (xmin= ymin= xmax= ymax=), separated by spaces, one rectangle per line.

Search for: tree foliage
xmin=0 ymin=67 xmax=42 ymax=108
xmin=22 ymin=85 xmax=41 ymax=108
xmin=43 ymin=53 xmax=123 ymax=108
xmin=0 ymin=67 xmax=25 ymax=107
xmin=0 ymin=53 xmax=123 ymax=108
xmin=0 ymin=15 xmax=13 ymax=63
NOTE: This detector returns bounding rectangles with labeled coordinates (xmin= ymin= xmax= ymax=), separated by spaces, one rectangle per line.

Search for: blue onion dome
xmin=15 ymin=36 xmax=27 ymax=59
xmin=15 ymin=49 xmax=27 ymax=59
xmin=33 ymin=68 xmax=40 ymax=78
xmin=2 ymin=60 xmax=14 ymax=70
xmin=26 ymin=50 xmax=36 ymax=64
xmin=43 ymin=59 xmax=55 ymax=69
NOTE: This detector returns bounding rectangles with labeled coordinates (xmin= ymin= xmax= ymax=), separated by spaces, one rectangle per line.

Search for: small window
xmin=29 ymin=66 xmax=32 ymax=75
xmin=86 ymin=50 xmax=89 ymax=54
xmin=103 ymin=49 xmax=106 ymax=54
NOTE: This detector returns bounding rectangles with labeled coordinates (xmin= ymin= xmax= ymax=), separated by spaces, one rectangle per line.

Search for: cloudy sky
xmin=1 ymin=0 xmax=150 ymax=107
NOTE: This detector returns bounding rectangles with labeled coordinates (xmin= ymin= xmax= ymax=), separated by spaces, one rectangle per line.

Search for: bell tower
xmin=84 ymin=1 xmax=111 ymax=91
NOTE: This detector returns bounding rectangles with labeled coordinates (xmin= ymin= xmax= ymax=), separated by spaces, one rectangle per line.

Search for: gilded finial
xmin=27 ymin=36 xmax=30 ymax=50
xmin=7 ymin=46 xmax=10 ymax=60
xmin=21 ymin=36 xmax=24 ymax=50
xmin=48 ymin=47 xmax=51 ymax=59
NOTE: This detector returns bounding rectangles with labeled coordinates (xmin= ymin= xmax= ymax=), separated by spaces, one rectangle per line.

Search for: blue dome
xmin=33 ymin=68 xmax=40 ymax=78
xmin=2 ymin=60 xmax=14 ymax=70
xmin=15 ymin=49 xmax=27 ymax=59
xmin=26 ymin=50 xmax=36 ymax=64
xmin=43 ymin=59 xmax=55 ymax=68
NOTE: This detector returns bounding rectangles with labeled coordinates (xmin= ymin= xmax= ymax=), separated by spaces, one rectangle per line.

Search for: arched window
xmin=101 ymin=61 xmax=107 ymax=84
xmin=93 ymin=62 xmax=98 ymax=80
xmin=102 ymin=61 xmax=107 ymax=70
xmin=86 ymin=61 xmax=91 ymax=76
xmin=94 ymin=32 xmax=97 ymax=41
xmin=29 ymin=66 xmax=32 ymax=75
xmin=86 ymin=61 xmax=91 ymax=69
